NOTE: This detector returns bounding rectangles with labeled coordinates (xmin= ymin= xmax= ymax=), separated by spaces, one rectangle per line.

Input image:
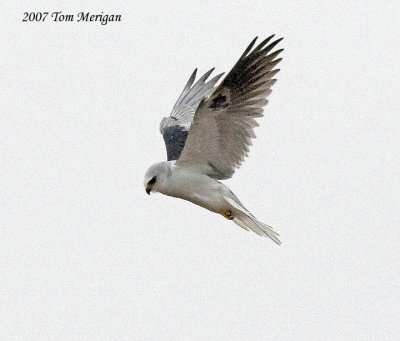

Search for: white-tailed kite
xmin=144 ymin=35 xmax=283 ymax=244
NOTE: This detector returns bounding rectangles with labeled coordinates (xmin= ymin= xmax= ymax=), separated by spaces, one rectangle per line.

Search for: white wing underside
xmin=159 ymin=69 xmax=224 ymax=160
xmin=159 ymin=68 xmax=224 ymax=131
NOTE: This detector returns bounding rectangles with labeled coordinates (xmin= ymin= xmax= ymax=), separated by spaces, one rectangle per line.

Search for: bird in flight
xmin=144 ymin=35 xmax=283 ymax=244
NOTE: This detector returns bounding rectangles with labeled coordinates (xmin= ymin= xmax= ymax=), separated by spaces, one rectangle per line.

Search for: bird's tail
xmin=223 ymin=196 xmax=281 ymax=245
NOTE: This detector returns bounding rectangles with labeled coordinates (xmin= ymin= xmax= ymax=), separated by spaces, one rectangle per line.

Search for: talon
xmin=220 ymin=209 xmax=234 ymax=220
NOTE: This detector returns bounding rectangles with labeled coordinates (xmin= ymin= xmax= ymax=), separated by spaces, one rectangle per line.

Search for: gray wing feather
xmin=176 ymin=36 xmax=283 ymax=179
xmin=160 ymin=69 xmax=224 ymax=160
xmin=162 ymin=125 xmax=189 ymax=161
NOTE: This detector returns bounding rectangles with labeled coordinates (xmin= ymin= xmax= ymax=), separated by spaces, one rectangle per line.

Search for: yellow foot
xmin=220 ymin=209 xmax=234 ymax=220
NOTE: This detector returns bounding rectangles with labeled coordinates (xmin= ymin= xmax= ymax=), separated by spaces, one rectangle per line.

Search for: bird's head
xmin=143 ymin=161 xmax=171 ymax=195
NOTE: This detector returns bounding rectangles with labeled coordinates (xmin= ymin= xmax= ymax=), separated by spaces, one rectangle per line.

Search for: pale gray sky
xmin=1 ymin=1 xmax=399 ymax=340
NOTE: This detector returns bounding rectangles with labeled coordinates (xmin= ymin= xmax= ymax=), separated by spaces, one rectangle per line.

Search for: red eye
xmin=148 ymin=176 xmax=157 ymax=185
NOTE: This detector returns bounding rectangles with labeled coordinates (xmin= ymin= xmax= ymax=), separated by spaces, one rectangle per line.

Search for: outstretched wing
xmin=160 ymin=69 xmax=224 ymax=160
xmin=176 ymin=35 xmax=283 ymax=179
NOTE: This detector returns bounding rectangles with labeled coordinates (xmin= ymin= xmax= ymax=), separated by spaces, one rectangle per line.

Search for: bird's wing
xmin=176 ymin=36 xmax=283 ymax=179
xmin=159 ymin=69 xmax=224 ymax=161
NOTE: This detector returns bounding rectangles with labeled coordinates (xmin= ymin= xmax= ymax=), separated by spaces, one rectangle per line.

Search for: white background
xmin=1 ymin=1 xmax=399 ymax=340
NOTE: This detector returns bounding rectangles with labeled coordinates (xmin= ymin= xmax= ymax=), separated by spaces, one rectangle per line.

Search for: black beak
xmin=146 ymin=187 xmax=151 ymax=195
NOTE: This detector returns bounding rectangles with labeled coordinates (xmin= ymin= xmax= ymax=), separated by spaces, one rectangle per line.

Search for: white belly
xmin=159 ymin=166 xmax=230 ymax=213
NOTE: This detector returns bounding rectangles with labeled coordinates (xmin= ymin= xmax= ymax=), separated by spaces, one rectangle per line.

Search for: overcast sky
xmin=1 ymin=1 xmax=399 ymax=340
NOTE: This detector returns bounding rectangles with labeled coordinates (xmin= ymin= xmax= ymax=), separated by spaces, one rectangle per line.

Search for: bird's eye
xmin=147 ymin=176 xmax=157 ymax=186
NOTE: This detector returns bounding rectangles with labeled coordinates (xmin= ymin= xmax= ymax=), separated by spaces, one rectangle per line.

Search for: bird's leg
xmin=220 ymin=209 xmax=234 ymax=220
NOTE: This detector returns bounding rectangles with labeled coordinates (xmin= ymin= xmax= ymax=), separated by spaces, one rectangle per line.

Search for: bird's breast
xmin=160 ymin=169 xmax=227 ymax=213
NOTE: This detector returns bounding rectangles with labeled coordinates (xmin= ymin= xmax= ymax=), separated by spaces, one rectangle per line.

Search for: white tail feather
xmin=223 ymin=196 xmax=281 ymax=245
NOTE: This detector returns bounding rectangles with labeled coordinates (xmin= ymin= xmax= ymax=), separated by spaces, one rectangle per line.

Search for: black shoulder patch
xmin=209 ymin=94 xmax=228 ymax=109
xmin=162 ymin=125 xmax=189 ymax=161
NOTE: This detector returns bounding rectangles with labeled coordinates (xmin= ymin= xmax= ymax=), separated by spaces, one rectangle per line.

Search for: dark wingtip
xmin=261 ymin=37 xmax=284 ymax=55
xmin=189 ymin=68 xmax=197 ymax=80
xmin=272 ymin=37 xmax=284 ymax=45
xmin=198 ymin=67 xmax=216 ymax=83
xmin=209 ymin=71 xmax=225 ymax=84
xmin=185 ymin=68 xmax=198 ymax=88
xmin=253 ymin=34 xmax=275 ymax=52
xmin=240 ymin=36 xmax=258 ymax=59
xmin=205 ymin=67 xmax=216 ymax=77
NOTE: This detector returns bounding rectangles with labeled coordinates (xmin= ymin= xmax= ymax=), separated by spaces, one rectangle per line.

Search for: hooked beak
xmin=146 ymin=186 xmax=151 ymax=195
